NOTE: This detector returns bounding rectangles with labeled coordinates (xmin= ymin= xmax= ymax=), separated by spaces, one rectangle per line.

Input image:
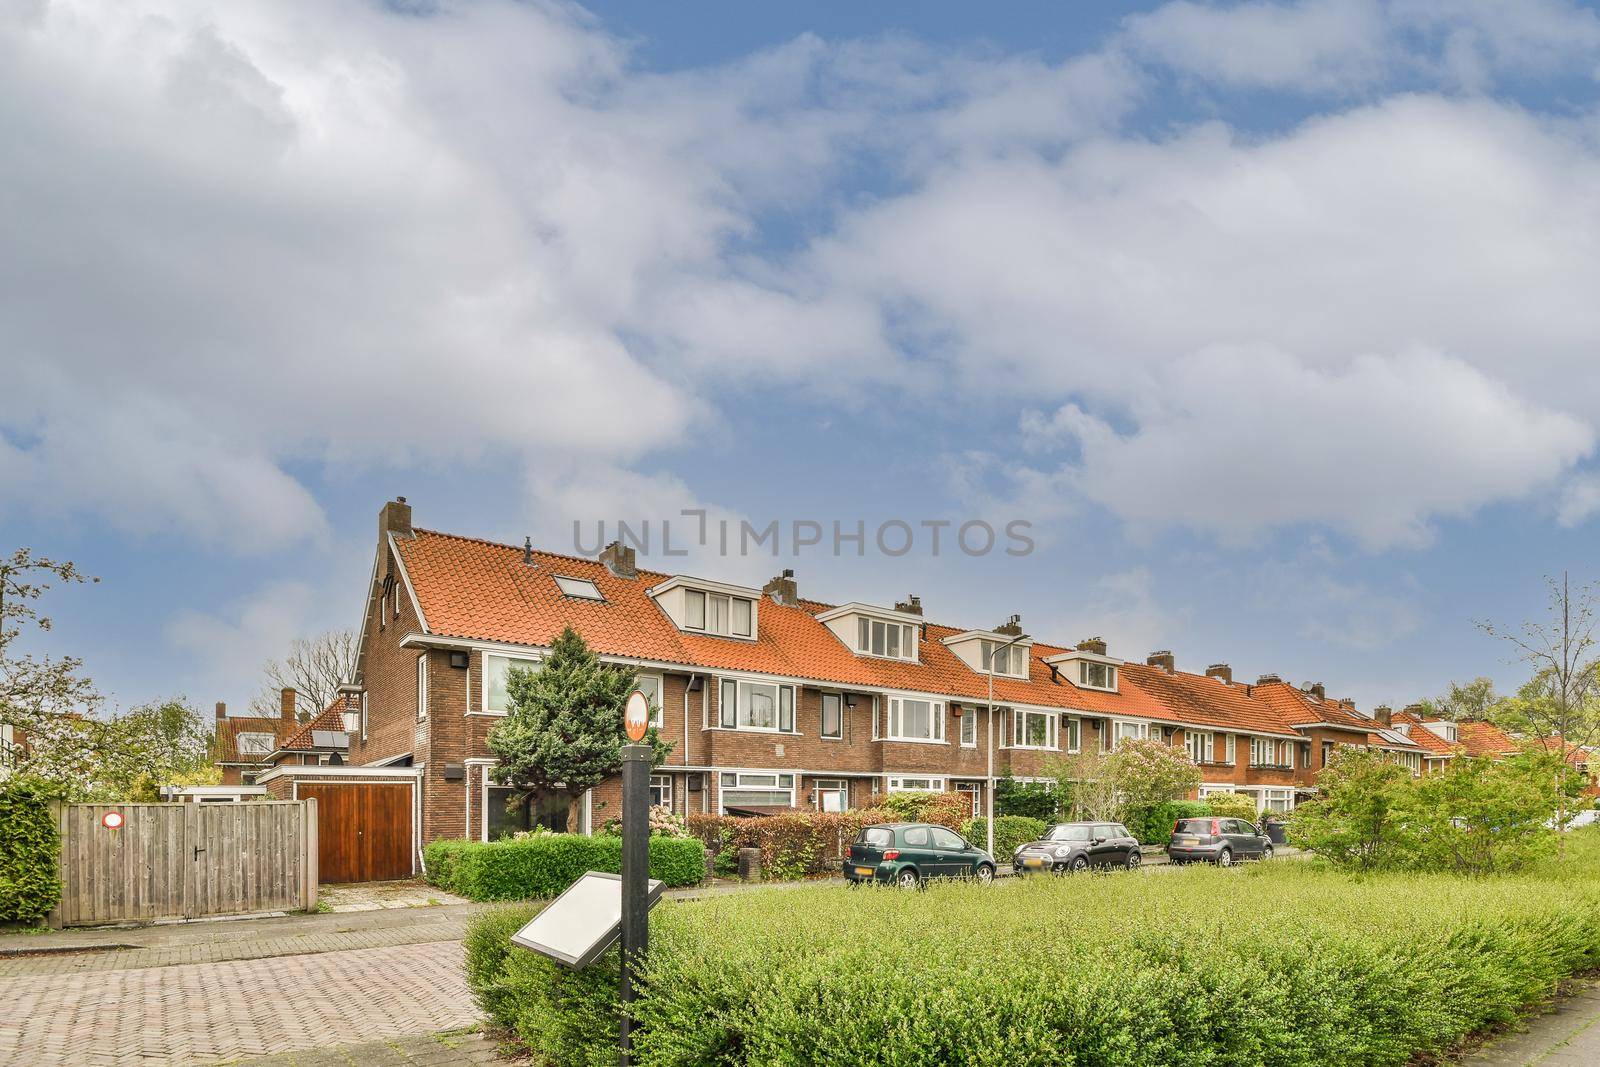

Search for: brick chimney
xmin=763 ymin=568 xmax=798 ymax=607
xmin=1339 ymin=698 xmax=1357 ymax=710
xmin=996 ymin=615 xmax=1024 ymax=637
xmin=1305 ymin=682 xmax=1326 ymax=702
xmin=380 ymin=496 xmax=413 ymax=540
xmin=599 ymin=540 xmax=637 ymax=579
xmin=894 ymin=595 xmax=923 ymax=616
xmin=1401 ymin=702 xmax=1426 ymax=719
xmin=1205 ymin=663 xmax=1233 ymax=685
xmin=1375 ymin=705 xmax=1393 ymax=727
xmin=1256 ymin=673 xmax=1282 ymax=685
xmin=1146 ymin=650 xmax=1175 ymax=674
xmin=1076 ymin=636 xmax=1107 ymax=655
xmin=280 ymin=687 xmax=296 ymax=725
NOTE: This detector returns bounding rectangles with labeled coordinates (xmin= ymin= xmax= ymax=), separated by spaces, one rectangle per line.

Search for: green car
xmin=844 ymin=822 xmax=997 ymax=888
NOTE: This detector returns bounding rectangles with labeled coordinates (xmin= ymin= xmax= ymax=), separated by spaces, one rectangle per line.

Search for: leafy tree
xmin=1409 ymin=751 xmax=1573 ymax=874
xmin=1043 ymin=750 xmax=1120 ymax=821
xmin=117 ymin=698 xmax=222 ymax=801
xmin=994 ymin=775 xmax=1059 ymax=820
xmin=1044 ymin=739 xmax=1201 ymax=823
xmin=1288 ymin=748 xmax=1415 ymax=871
xmin=487 ymin=627 xmax=672 ymax=831
xmin=1480 ymin=573 xmax=1600 ymax=854
xmin=0 ymin=549 xmax=101 ymax=792
xmin=1430 ymin=677 xmax=1500 ymax=722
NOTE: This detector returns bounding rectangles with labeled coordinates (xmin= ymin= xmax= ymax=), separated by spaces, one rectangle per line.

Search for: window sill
xmin=881 ymin=736 xmax=950 ymax=746
xmin=1010 ymin=745 xmax=1058 ymax=752
xmin=702 ymin=726 xmax=804 ymax=736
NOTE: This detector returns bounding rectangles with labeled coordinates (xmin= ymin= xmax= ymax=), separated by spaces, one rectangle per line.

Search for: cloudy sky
xmin=5 ymin=0 xmax=1600 ymax=716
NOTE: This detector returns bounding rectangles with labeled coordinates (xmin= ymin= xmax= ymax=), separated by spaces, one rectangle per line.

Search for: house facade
xmin=306 ymin=498 xmax=1458 ymax=851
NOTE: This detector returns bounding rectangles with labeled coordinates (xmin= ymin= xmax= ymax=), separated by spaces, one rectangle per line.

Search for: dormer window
xmin=814 ymin=603 xmax=922 ymax=661
xmin=1080 ymin=661 xmax=1117 ymax=691
xmin=942 ymin=630 xmax=1034 ymax=678
xmin=982 ymin=640 xmax=1028 ymax=679
xmin=1044 ymin=648 xmax=1123 ymax=693
xmin=553 ymin=575 xmax=605 ymax=601
xmin=649 ymin=577 xmax=760 ymax=640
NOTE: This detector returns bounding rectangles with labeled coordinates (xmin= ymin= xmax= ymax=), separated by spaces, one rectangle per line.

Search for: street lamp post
xmin=985 ymin=631 xmax=1028 ymax=861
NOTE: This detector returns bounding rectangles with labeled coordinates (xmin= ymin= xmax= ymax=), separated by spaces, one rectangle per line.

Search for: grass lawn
xmin=467 ymin=827 xmax=1600 ymax=1066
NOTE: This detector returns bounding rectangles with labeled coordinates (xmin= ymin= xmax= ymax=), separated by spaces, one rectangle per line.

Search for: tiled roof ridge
xmin=410 ymin=528 xmax=673 ymax=583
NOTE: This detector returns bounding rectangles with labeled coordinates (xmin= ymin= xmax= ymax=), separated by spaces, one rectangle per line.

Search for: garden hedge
xmin=468 ymin=828 xmax=1600 ymax=1066
xmin=960 ymin=815 xmax=1048 ymax=861
xmin=0 ymin=777 xmax=62 ymax=924
xmin=424 ymin=834 xmax=705 ymax=900
xmin=1123 ymin=799 xmax=1212 ymax=845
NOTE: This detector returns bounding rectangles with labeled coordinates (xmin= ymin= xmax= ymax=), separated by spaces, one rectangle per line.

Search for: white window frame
xmin=1261 ymin=788 xmax=1294 ymax=814
xmin=959 ymin=706 xmax=977 ymax=747
xmin=553 ymin=575 xmax=605 ymax=601
xmin=684 ymin=589 xmax=755 ymax=639
xmin=1185 ymin=730 xmax=1214 ymax=764
xmin=887 ymin=775 xmax=945 ymax=793
xmin=1011 ymin=707 xmax=1058 ymax=750
xmin=1065 ymin=716 xmax=1081 ymax=754
xmin=717 ymin=678 xmax=797 ymax=733
xmin=1225 ymin=734 xmax=1237 ymax=764
xmin=635 ymin=672 xmax=664 ymax=728
xmin=1078 ymin=660 xmax=1118 ymax=692
xmin=820 ymin=692 xmax=844 ymax=740
xmin=981 ymin=640 xmax=1029 ymax=679
xmin=1111 ymin=720 xmax=1156 ymax=748
xmin=813 ymin=778 xmax=848 ymax=812
xmin=649 ymin=774 xmax=672 ymax=808
xmin=483 ymin=653 xmax=542 ymax=715
xmin=416 ymin=655 xmax=428 ymax=720
xmin=953 ymin=781 xmax=981 ymax=817
xmin=718 ymin=770 xmax=797 ymax=813
xmin=886 ymin=696 xmax=945 ymax=744
xmin=858 ymin=618 xmax=919 ymax=662
xmin=235 ymin=732 xmax=275 ymax=757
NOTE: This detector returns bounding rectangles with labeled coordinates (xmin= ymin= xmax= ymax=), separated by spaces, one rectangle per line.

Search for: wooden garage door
xmin=298 ymin=783 xmax=413 ymax=883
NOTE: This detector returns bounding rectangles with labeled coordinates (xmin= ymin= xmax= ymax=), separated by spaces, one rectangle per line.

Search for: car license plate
xmin=1178 ymin=837 xmax=1198 ymax=846
xmin=854 ymin=866 xmax=874 ymax=876
xmin=1024 ymin=857 xmax=1044 ymax=867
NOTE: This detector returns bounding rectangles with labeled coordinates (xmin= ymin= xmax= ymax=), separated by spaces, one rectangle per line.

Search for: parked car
xmin=1166 ymin=817 xmax=1273 ymax=866
xmin=844 ymin=822 xmax=996 ymax=888
xmin=1012 ymin=821 xmax=1141 ymax=874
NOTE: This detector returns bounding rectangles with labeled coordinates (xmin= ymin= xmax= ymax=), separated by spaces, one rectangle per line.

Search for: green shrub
xmin=473 ymin=828 xmax=1600 ymax=1066
xmin=0 ymin=778 xmax=62 ymax=924
xmin=1204 ymin=791 xmax=1261 ymax=822
xmin=994 ymin=776 xmax=1059 ymax=820
xmin=1124 ymin=800 xmax=1212 ymax=845
xmin=960 ymin=815 xmax=1047 ymax=861
xmin=687 ymin=809 xmax=904 ymax=879
xmin=435 ymin=834 xmax=705 ymax=900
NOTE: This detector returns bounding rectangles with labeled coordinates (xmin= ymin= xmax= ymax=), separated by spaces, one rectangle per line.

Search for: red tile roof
xmin=1451 ymin=721 xmax=1521 ymax=758
xmin=216 ymin=714 xmax=296 ymax=763
xmin=280 ymin=697 xmax=356 ymax=751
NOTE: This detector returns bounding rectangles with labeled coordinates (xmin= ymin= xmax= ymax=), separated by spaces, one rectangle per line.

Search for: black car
xmin=1166 ymin=817 xmax=1273 ymax=866
xmin=1012 ymin=821 xmax=1141 ymax=874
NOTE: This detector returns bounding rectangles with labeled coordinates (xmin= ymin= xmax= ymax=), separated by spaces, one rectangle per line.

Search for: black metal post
xmin=619 ymin=743 xmax=650 ymax=1067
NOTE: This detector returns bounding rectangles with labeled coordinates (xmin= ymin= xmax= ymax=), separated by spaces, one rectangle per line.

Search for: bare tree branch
xmin=247 ymin=629 xmax=359 ymax=720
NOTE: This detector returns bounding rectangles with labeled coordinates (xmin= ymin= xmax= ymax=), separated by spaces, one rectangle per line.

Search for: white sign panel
xmin=511 ymin=871 xmax=664 ymax=969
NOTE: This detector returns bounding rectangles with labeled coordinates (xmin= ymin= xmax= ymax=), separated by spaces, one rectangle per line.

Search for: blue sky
xmin=5 ymin=0 xmax=1600 ymax=717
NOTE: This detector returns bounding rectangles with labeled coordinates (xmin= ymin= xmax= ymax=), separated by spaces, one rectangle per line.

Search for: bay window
xmin=717 ymin=678 xmax=797 ymax=732
xmin=887 ymin=697 xmax=945 ymax=742
xmin=1250 ymin=738 xmax=1295 ymax=768
xmin=1012 ymin=708 xmax=1057 ymax=750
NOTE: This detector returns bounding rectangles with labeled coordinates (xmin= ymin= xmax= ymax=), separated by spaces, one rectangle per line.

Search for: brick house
xmin=307 ymin=498 xmax=1471 ymax=861
xmin=214 ymin=691 xmax=301 ymax=786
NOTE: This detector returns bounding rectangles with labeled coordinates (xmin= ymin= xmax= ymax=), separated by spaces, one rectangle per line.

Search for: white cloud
xmin=1558 ymin=474 xmax=1600 ymax=527
xmin=166 ymin=580 xmax=321 ymax=708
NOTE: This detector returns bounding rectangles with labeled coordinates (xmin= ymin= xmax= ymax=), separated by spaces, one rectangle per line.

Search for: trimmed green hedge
xmin=958 ymin=815 xmax=1048 ymax=862
xmin=0 ymin=778 xmax=62 ymax=924
xmin=468 ymin=829 xmax=1600 ymax=1066
xmin=426 ymin=834 xmax=705 ymax=900
xmin=1124 ymin=800 xmax=1213 ymax=845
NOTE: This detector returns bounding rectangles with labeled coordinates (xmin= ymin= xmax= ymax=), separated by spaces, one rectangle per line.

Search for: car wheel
xmin=1069 ymin=855 xmax=1089 ymax=873
xmin=1126 ymin=850 xmax=1141 ymax=870
xmin=975 ymin=863 xmax=995 ymax=885
xmin=896 ymin=867 xmax=921 ymax=889
xmin=1262 ymin=845 xmax=1274 ymax=861
xmin=1218 ymin=848 xmax=1233 ymax=867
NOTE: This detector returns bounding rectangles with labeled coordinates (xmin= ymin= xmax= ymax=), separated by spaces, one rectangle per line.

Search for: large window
xmin=814 ymin=779 xmax=848 ymax=812
xmin=1112 ymin=720 xmax=1154 ymax=748
xmin=1079 ymin=660 xmax=1118 ymax=691
xmin=685 ymin=589 xmax=754 ymax=638
xmin=720 ymin=771 xmax=795 ymax=812
xmin=718 ymin=679 xmax=796 ymax=732
xmin=485 ymin=653 xmax=541 ymax=714
xmin=1260 ymin=788 xmax=1293 ymax=814
xmin=649 ymin=774 xmax=672 ymax=808
xmin=858 ymin=618 xmax=918 ymax=661
xmin=1185 ymin=730 xmax=1214 ymax=763
xmin=1250 ymin=738 xmax=1295 ymax=768
xmin=821 ymin=693 xmax=843 ymax=739
xmin=960 ymin=707 xmax=976 ymax=747
xmin=485 ymin=784 xmax=568 ymax=840
xmin=887 ymin=775 xmax=945 ymax=792
xmin=981 ymin=640 xmax=1028 ymax=678
xmin=887 ymin=697 xmax=945 ymax=742
xmin=1012 ymin=708 xmax=1057 ymax=750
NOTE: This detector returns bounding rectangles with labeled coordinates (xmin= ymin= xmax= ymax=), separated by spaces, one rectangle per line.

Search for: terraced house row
xmin=246 ymin=498 xmax=1521 ymax=874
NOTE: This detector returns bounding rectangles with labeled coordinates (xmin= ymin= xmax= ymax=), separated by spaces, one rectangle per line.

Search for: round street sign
xmin=102 ymin=811 xmax=124 ymax=830
xmin=624 ymin=690 xmax=650 ymax=742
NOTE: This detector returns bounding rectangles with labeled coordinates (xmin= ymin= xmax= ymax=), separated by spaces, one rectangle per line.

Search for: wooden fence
xmin=49 ymin=799 xmax=318 ymax=927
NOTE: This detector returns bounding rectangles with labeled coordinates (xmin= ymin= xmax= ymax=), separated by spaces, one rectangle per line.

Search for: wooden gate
xmin=296 ymin=783 xmax=413 ymax=883
xmin=51 ymin=800 xmax=317 ymax=927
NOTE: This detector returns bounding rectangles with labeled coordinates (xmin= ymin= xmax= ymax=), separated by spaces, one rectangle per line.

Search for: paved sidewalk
xmin=1461 ymin=977 xmax=1600 ymax=1066
xmin=225 ymin=1030 xmax=527 ymax=1066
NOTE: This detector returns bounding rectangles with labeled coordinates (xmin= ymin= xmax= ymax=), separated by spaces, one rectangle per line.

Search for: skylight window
xmin=553 ymin=575 xmax=604 ymax=601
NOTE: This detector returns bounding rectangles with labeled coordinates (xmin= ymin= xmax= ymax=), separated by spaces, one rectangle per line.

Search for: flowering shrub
xmin=864 ymin=790 xmax=970 ymax=830
xmin=649 ymin=804 xmax=690 ymax=838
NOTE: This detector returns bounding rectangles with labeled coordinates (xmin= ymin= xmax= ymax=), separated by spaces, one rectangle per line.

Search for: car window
xmin=1092 ymin=824 xmax=1117 ymax=839
xmin=902 ymin=826 xmax=931 ymax=846
xmin=1045 ymin=825 xmax=1091 ymax=842
xmin=1112 ymin=825 xmax=1131 ymax=839
xmin=1223 ymin=819 xmax=1244 ymax=834
xmin=1174 ymin=819 xmax=1212 ymax=835
xmin=860 ymin=827 xmax=893 ymax=847
xmin=929 ymin=827 xmax=964 ymax=849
